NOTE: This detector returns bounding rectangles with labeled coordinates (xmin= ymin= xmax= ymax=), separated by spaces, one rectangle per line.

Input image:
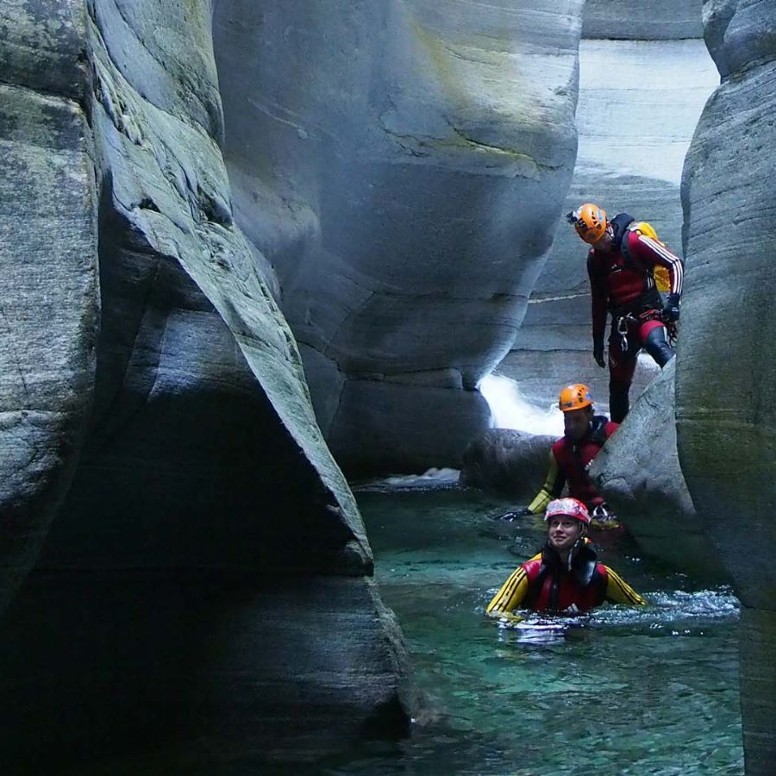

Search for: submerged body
xmin=486 ymin=542 xmax=645 ymax=616
xmin=487 ymin=498 xmax=645 ymax=618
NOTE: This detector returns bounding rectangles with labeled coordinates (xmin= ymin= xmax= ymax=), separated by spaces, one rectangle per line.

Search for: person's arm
xmin=486 ymin=565 xmax=531 ymax=619
xmin=604 ymin=566 xmax=647 ymax=606
xmin=629 ymin=231 xmax=683 ymax=296
xmin=587 ymin=251 xmax=608 ymax=365
xmin=525 ymin=451 xmax=565 ymax=514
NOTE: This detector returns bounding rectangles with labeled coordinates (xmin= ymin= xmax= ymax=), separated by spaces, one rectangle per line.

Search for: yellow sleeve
xmin=526 ymin=451 xmax=564 ymax=514
xmin=605 ymin=567 xmax=647 ymax=606
xmin=486 ymin=565 xmax=530 ymax=616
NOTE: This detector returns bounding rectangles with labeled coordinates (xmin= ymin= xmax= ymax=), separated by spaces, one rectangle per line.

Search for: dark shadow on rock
xmin=0 ymin=571 xmax=412 ymax=774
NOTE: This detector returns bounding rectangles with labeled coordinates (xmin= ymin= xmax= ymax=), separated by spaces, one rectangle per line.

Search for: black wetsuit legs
xmin=644 ymin=326 xmax=675 ymax=368
xmin=609 ymin=384 xmax=629 ymax=424
xmin=609 ymin=326 xmax=674 ymax=422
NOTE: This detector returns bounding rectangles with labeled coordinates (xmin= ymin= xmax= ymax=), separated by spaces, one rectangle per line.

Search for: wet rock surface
xmin=679 ymin=1 xmax=776 ymax=770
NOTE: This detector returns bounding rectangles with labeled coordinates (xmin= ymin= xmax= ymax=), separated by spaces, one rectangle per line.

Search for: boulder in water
xmin=459 ymin=428 xmax=556 ymax=499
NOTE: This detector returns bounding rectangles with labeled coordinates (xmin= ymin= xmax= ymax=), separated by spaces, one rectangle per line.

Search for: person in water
xmin=499 ymin=383 xmax=618 ymax=526
xmin=486 ymin=497 xmax=646 ymax=618
xmin=567 ymin=203 xmax=683 ymax=422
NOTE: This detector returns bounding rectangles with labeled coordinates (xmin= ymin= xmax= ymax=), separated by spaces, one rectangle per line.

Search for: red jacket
xmin=521 ymin=552 xmax=608 ymax=613
xmin=486 ymin=542 xmax=646 ymax=615
xmin=550 ymin=417 xmax=619 ymax=509
xmin=525 ymin=416 xmax=619 ymax=516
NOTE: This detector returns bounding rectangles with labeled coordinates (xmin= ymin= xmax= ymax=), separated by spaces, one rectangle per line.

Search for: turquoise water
xmin=325 ymin=480 xmax=743 ymax=776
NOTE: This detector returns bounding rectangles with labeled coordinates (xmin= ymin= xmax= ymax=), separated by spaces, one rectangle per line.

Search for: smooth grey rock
xmin=679 ymin=3 xmax=776 ymax=771
xmin=329 ymin=380 xmax=492 ymax=477
xmin=458 ymin=428 xmax=556 ymax=499
xmin=679 ymin=4 xmax=776 ymax=611
xmin=1 ymin=0 xmax=412 ymax=767
xmin=589 ymin=359 xmax=724 ymax=581
xmin=583 ymin=0 xmax=704 ymax=39
xmin=90 ymin=0 xmax=224 ymax=141
xmin=703 ymin=0 xmax=776 ymax=78
xmin=0 ymin=57 xmax=98 ymax=613
xmin=0 ymin=0 xmax=87 ymax=100
xmin=739 ymin=607 xmax=776 ymax=776
xmin=213 ymin=0 xmax=584 ymax=471
xmin=0 ymin=571 xmax=412 ymax=769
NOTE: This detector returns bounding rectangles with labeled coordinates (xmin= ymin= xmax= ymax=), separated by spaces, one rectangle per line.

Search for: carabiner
xmin=617 ymin=316 xmax=629 ymax=352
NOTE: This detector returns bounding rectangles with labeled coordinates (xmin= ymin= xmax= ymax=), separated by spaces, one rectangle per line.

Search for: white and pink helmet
xmin=544 ymin=497 xmax=591 ymax=526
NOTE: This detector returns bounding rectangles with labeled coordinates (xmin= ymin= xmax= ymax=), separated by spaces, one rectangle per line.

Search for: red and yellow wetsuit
xmin=526 ymin=415 xmax=619 ymax=515
xmin=587 ymin=213 xmax=683 ymax=422
xmin=486 ymin=542 xmax=645 ymax=617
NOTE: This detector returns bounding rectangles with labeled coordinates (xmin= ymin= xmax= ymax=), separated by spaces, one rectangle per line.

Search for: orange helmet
xmin=566 ymin=203 xmax=607 ymax=244
xmin=558 ymin=383 xmax=593 ymax=413
xmin=545 ymin=497 xmax=591 ymax=525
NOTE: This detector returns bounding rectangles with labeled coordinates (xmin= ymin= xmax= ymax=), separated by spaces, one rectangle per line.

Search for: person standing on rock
xmin=486 ymin=497 xmax=646 ymax=618
xmin=498 ymin=384 xmax=619 ymax=527
xmin=567 ymin=203 xmax=683 ymax=422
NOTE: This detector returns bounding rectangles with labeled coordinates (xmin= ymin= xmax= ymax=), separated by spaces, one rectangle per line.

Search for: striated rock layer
xmin=679 ymin=1 xmax=776 ymax=771
xmin=0 ymin=0 xmax=410 ymax=769
xmin=213 ymin=0 xmax=584 ymax=474
xmin=0 ymin=0 xmax=97 ymax=630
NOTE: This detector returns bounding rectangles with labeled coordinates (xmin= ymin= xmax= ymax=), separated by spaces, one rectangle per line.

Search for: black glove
xmin=662 ymin=293 xmax=681 ymax=322
xmin=495 ymin=506 xmax=533 ymax=521
xmin=593 ymin=337 xmax=606 ymax=369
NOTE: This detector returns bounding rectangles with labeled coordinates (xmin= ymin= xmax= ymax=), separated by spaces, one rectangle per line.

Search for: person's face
xmin=591 ymin=224 xmax=613 ymax=251
xmin=547 ymin=516 xmax=583 ymax=552
xmin=563 ymin=407 xmax=591 ymax=442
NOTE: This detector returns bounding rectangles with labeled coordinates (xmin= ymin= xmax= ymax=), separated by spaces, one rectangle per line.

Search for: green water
xmin=325 ymin=481 xmax=743 ymax=776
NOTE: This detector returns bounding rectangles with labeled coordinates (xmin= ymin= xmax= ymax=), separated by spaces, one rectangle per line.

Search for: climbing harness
xmin=614 ymin=307 xmax=671 ymax=353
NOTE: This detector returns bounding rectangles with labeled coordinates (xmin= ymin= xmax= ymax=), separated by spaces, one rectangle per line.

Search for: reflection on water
xmin=327 ymin=479 xmax=743 ymax=776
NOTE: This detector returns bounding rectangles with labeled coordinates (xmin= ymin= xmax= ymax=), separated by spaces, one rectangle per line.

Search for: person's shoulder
xmin=630 ymin=227 xmax=653 ymax=246
xmin=623 ymin=225 xmax=646 ymax=251
xmin=634 ymin=228 xmax=680 ymax=264
xmin=596 ymin=562 xmax=614 ymax=577
xmin=521 ymin=555 xmax=544 ymax=575
xmin=604 ymin=420 xmax=620 ymax=436
xmin=629 ymin=225 xmax=675 ymax=258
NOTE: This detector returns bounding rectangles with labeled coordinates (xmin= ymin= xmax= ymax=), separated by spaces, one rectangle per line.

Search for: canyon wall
xmin=0 ymin=0 xmax=411 ymax=769
xmin=213 ymin=0 xmax=584 ymax=473
xmin=679 ymin=1 xmax=776 ymax=771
